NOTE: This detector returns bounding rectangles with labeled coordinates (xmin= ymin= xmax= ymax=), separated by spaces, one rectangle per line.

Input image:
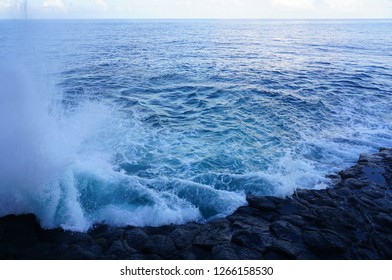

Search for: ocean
xmin=0 ymin=19 xmax=391 ymax=232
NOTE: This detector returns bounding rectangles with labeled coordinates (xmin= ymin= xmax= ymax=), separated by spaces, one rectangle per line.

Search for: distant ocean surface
xmin=0 ymin=20 xmax=391 ymax=231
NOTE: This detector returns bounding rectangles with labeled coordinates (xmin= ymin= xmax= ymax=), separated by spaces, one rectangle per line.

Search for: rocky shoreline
xmin=1 ymin=148 xmax=392 ymax=259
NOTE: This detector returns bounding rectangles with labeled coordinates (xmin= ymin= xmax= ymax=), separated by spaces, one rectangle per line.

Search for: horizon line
xmin=1 ymin=17 xmax=391 ymax=21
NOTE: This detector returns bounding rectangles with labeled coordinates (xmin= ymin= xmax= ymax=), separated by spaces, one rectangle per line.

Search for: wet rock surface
xmin=1 ymin=148 xmax=392 ymax=259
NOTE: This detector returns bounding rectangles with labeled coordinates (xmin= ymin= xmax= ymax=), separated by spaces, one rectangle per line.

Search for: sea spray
xmin=0 ymin=64 xmax=246 ymax=231
xmin=0 ymin=64 xmax=92 ymax=230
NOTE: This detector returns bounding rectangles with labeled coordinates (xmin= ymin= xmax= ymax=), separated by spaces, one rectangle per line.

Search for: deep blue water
xmin=0 ymin=20 xmax=391 ymax=231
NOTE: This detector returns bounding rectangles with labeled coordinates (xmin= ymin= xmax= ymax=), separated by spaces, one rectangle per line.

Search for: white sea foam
xmin=0 ymin=64 xmax=247 ymax=231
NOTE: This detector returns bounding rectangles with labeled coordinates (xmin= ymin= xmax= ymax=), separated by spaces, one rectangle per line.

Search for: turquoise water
xmin=0 ymin=20 xmax=391 ymax=231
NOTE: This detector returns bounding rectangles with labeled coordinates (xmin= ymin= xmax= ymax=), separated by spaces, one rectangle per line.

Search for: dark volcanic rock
xmin=270 ymin=220 xmax=302 ymax=242
xmin=303 ymin=229 xmax=347 ymax=256
xmin=1 ymin=148 xmax=392 ymax=260
xmin=211 ymin=243 xmax=264 ymax=260
xmin=0 ymin=214 xmax=39 ymax=259
xmin=124 ymin=228 xmax=149 ymax=251
xmin=247 ymin=195 xmax=279 ymax=211
xmin=231 ymin=230 xmax=273 ymax=252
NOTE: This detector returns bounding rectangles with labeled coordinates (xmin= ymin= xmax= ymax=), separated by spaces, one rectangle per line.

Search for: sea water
xmin=0 ymin=20 xmax=391 ymax=231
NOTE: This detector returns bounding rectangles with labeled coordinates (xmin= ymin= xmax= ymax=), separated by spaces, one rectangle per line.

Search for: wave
xmin=0 ymin=64 xmax=248 ymax=232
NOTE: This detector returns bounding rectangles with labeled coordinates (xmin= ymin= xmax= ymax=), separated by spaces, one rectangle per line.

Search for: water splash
xmin=0 ymin=64 xmax=246 ymax=231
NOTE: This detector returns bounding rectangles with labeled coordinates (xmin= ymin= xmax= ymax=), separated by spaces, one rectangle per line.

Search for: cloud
xmin=324 ymin=0 xmax=360 ymax=10
xmin=273 ymin=0 xmax=314 ymax=9
xmin=43 ymin=0 xmax=67 ymax=11
xmin=94 ymin=0 xmax=108 ymax=10
xmin=2 ymin=0 xmax=391 ymax=19
xmin=0 ymin=1 xmax=7 ymax=9
xmin=322 ymin=0 xmax=392 ymax=16
xmin=0 ymin=0 xmax=10 ymax=11
xmin=0 ymin=0 xmax=22 ymax=11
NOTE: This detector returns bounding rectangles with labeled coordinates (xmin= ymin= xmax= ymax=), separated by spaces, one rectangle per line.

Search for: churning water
xmin=0 ymin=20 xmax=391 ymax=231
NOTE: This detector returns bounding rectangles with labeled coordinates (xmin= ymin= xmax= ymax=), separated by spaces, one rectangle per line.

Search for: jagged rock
xmin=371 ymin=233 xmax=392 ymax=259
xmin=270 ymin=220 xmax=302 ymax=242
xmin=341 ymin=178 xmax=366 ymax=189
xmin=142 ymin=235 xmax=177 ymax=259
xmin=0 ymin=214 xmax=39 ymax=248
xmin=170 ymin=228 xmax=195 ymax=249
xmin=280 ymin=215 xmax=306 ymax=228
xmin=193 ymin=224 xmax=232 ymax=248
xmin=211 ymin=243 xmax=264 ymax=260
xmin=339 ymin=165 xmax=363 ymax=180
xmin=188 ymin=245 xmax=211 ymax=260
xmin=231 ymin=230 xmax=273 ymax=252
xmin=271 ymin=239 xmax=304 ymax=259
xmin=246 ymin=196 xmax=278 ymax=211
xmin=124 ymin=228 xmax=149 ymax=251
xmin=106 ymin=240 xmax=137 ymax=259
xmin=303 ymin=229 xmax=348 ymax=256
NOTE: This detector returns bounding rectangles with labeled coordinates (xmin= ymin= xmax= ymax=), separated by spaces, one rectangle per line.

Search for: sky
xmin=0 ymin=0 xmax=391 ymax=19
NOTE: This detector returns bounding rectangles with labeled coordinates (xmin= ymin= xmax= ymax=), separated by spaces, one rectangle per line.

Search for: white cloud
xmin=43 ymin=0 xmax=67 ymax=10
xmin=94 ymin=0 xmax=108 ymax=11
xmin=322 ymin=0 xmax=392 ymax=17
xmin=0 ymin=1 xmax=10 ymax=11
xmin=1 ymin=0 xmax=391 ymax=19
xmin=325 ymin=0 xmax=360 ymax=10
xmin=0 ymin=0 xmax=22 ymax=11
xmin=273 ymin=0 xmax=314 ymax=9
